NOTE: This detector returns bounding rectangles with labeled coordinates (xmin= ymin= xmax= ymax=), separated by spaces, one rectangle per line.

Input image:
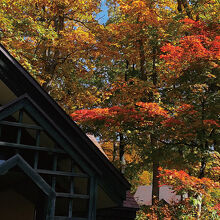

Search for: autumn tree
xmin=0 ymin=0 xmax=110 ymax=112
xmin=72 ymin=0 xmax=219 ymax=207
xmin=1 ymin=0 xmax=219 ymax=217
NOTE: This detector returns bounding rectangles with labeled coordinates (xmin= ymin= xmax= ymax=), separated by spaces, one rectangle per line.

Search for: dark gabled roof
xmin=0 ymin=154 xmax=55 ymax=198
xmin=0 ymin=43 xmax=130 ymax=202
xmin=123 ymin=191 xmax=139 ymax=209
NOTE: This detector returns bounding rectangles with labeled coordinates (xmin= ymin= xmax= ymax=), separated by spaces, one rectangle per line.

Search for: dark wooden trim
xmin=88 ymin=176 xmax=97 ymax=220
xmin=0 ymin=154 xmax=55 ymax=197
xmin=56 ymin=193 xmax=89 ymax=199
xmin=50 ymin=155 xmax=57 ymax=218
xmin=0 ymin=120 xmax=43 ymax=130
xmin=36 ymin=169 xmax=88 ymax=178
xmin=68 ymin=199 xmax=73 ymax=218
xmin=0 ymin=141 xmax=65 ymax=153
xmin=16 ymin=109 xmax=23 ymax=144
xmin=0 ymin=94 xmax=96 ymax=176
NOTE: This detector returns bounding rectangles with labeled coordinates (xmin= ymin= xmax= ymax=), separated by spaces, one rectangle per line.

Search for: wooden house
xmin=0 ymin=44 xmax=137 ymax=220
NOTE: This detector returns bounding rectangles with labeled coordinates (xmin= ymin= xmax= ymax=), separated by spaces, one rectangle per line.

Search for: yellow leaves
xmin=75 ymin=27 xmax=97 ymax=44
xmin=138 ymin=170 xmax=152 ymax=185
xmin=207 ymin=73 xmax=216 ymax=78
xmin=37 ymin=78 xmax=46 ymax=86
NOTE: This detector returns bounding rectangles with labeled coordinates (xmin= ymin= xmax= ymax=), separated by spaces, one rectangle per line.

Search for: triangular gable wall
xmin=0 ymin=79 xmax=17 ymax=106
xmin=0 ymin=94 xmax=93 ymax=175
xmin=0 ymin=95 xmax=95 ymax=219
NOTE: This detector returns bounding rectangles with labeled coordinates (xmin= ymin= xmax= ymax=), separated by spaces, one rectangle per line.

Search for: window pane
xmin=74 ymin=177 xmax=89 ymax=195
xmin=55 ymin=176 xmax=71 ymax=193
xmin=72 ymin=198 xmax=89 ymax=218
xmin=55 ymin=198 xmax=69 ymax=217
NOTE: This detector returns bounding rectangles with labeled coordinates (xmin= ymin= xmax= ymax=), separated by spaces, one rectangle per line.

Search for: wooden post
xmin=16 ymin=110 xmax=23 ymax=144
xmin=34 ymin=130 xmax=40 ymax=169
xmin=50 ymin=155 xmax=57 ymax=218
xmin=88 ymin=176 xmax=97 ymax=220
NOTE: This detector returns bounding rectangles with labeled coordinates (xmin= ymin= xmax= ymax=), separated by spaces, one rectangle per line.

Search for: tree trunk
xmin=199 ymin=158 xmax=206 ymax=179
xmin=112 ymin=142 xmax=117 ymax=162
xmin=152 ymin=159 xmax=160 ymax=205
xmin=151 ymin=43 xmax=159 ymax=205
xmin=119 ymin=133 xmax=126 ymax=174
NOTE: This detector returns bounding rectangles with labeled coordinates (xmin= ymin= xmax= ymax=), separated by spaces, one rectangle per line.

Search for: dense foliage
xmin=1 ymin=0 xmax=219 ymax=219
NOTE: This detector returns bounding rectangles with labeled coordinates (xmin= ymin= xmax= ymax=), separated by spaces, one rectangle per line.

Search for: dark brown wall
xmin=0 ymin=190 xmax=35 ymax=220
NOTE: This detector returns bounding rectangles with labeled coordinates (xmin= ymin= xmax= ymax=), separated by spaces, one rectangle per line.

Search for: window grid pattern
xmin=0 ymin=108 xmax=92 ymax=220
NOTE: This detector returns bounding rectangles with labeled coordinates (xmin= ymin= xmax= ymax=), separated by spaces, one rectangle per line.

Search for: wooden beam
xmin=0 ymin=141 xmax=65 ymax=153
xmin=0 ymin=120 xmax=43 ymax=130
xmin=0 ymin=154 xmax=55 ymax=197
xmin=36 ymin=169 xmax=88 ymax=178
xmin=88 ymin=176 xmax=97 ymax=220
xmin=68 ymin=199 xmax=73 ymax=218
xmin=34 ymin=152 xmax=39 ymax=169
xmin=56 ymin=193 xmax=89 ymax=199
xmin=50 ymin=155 xmax=57 ymax=218
xmin=16 ymin=109 xmax=23 ymax=144
xmin=34 ymin=130 xmax=40 ymax=169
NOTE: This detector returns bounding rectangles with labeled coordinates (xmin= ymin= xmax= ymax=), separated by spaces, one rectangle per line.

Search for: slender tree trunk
xmin=199 ymin=157 xmax=206 ymax=179
xmin=119 ymin=133 xmax=126 ymax=174
xmin=177 ymin=0 xmax=182 ymax=12
xmin=151 ymin=42 xmax=160 ymax=205
xmin=181 ymin=0 xmax=192 ymax=19
xmin=42 ymin=9 xmax=65 ymax=92
xmin=113 ymin=142 xmax=117 ymax=162
xmin=177 ymin=0 xmax=192 ymax=19
xmin=125 ymin=59 xmax=129 ymax=81
xmin=152 ymin=159 xmax=160 ymax=205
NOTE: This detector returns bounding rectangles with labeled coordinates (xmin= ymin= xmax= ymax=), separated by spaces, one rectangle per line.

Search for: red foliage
xmin=136 ymin=102 xmax=169 ymax=117
xmin=161 ymin=118 xmax=183 ymax=127
xmin=203 ymin=119 xmax=220 ymax=128
xmin=160 ymin=19 xmax=220 ymax=78
xmin=214 ymin=203 xmax=220 ymax=215
xmin=71 ymin=102 xmax=168 ymax=125
xmin=159 ymin=168 xmax=220 ymax=196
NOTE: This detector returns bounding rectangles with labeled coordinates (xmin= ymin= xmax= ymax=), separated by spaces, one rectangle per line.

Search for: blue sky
xmin=96 ymin=0 xmax=109 ymax=24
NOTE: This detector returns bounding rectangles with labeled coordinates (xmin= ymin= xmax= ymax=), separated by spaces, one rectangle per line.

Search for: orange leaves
xmin=180 ymin=18 xmax=219 ymax=38
xmin=161 ymin=35 xmax=216 ymax=72
xmin=161 ymin=118 xmax=183 ymax=128
xmin=71 ymin=102 xmax=168 ymax=128
xmin=210 ymin=36 xmax=220 ymax=59
xmin=203 ymin=119 xmax=220 ymax=128
xmin=176 ymin=104 xmax=198 ymax=115
xmin=118 ymin=0 xmax=158 ymax=24
xmin=71 ymin=108 xmax=109 ymax=121
xmin=154 ymin=167 xmax=220 ymax=218
xmin=160 ymin=43 xmax=184 ymax=71
xmin=160 ymin=19 xmax=220 ymax=80
xmin=136 ymin=102 xmax=168 ymax=118
xmin=159 ymin=168 xmax=220 ymax=196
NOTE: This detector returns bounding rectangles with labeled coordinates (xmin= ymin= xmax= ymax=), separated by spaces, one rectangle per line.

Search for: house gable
xmin=0 ymin=94 xmax=95 ymax=175
xmin=0 ymin=44 xmax=131 ymax=219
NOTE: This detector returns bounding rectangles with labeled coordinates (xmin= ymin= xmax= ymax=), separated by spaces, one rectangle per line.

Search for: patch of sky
xmin=96 ymin=0 xmax=109 ymax=24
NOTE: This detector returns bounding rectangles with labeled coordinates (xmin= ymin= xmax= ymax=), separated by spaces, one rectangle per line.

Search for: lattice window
xmin=0 ymin=107 xmax=94 ymax=220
